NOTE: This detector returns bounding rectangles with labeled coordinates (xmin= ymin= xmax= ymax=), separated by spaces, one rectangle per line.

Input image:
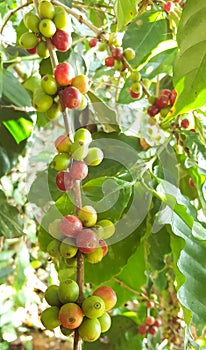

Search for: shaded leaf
xmin=87 ymin=91 xmax=120 ymax=133
xmin=114 ymin=0 xmax=140 ymax=31
xmin=122 ymin=11 xmax=167 ymax=67
xmin=173 ymin=0 xmax=206 ymax=114
xmin=2 ymin=70 xmax=31 ymax=107
xmin=0 ymin=191 xmax=24 ymax=238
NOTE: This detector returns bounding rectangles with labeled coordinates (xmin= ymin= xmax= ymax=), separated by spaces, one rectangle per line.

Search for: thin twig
xmin=0 ymin=2 xmax=29 ymax=35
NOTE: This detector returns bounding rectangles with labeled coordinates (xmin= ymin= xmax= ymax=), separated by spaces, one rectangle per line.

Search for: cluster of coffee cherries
xmin=46 ymin=128 xmax=115 ymax=264
xmin=41 ymin=282 xmax=117 ymax=342
xmin=138 ymin=301 xmax=162 ymax=337
xmin=147 ymin=88 xmax=177 ymax=118
xmin=32 ymin=61 xmax=89 ymax=115
xmin=20 ymin=0 xmax=72 ymax=56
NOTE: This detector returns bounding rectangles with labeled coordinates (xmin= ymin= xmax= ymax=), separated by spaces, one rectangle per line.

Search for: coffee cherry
xmin=154 ymin=318 xmax=162 ymax=327
xmin=155 ymin=95 xmax=169 ymax=109
xmin=71 ymin=75 xmax=90 ymax=94
xmin=147 ymin=105 xmax=160 ymax=117
xmin=41 ymin=74 xmax=58 ymax=95
xmin=164 ymin=1 xmax=174 ymax=12
xmin=89 ymin=38 xmax=98 ymax=48
xmin=55 ymin=135 xmax=72 ymax=154
xmin=78 ymin=318 xmax=101 ymax=342
xmin=53 ymin=6 xmax=71 ymax=31
xmin=96 ymin=219 xmax=115 ymax=239
xmin=46 ymin=102 xmax=61 ymax=120
xmin=123 ymin=48 xmax=135 ymax=60
xmin=130 ymin=82 xmax=142 ymax=99
xmin=160 ymin=106 xmax=171 ymax=118
xmin=33 ymin=89 xmax=53 ymax=112
xmin=78 ymin=205 xmax=97 ymax=227
xmin=58 ymin=279 xmax=79 ymax=303
xmin=59 ymin=215 xmax=83 ymax=238
xmin=60 ymin=238 xmax=78 ymax=259
xmin=147 ymin=300 xmax=155 ymax=308
xmin=181 ymin=118 xmax=189 ymax=129
xmin=84 ymin=147 xmax=104 ymax=166
xmin=98 ymin=312 xmax=111 ymax=332
xmin=111 ymin=47 xmax=123 ymax=61
xmin=130 ymin=70 xmax=141 ymax=82
xmin=99 ymin=239 xmax=108 ymax=257
xmin=114 ymin=60 xmax=123 ymax=71
xmin=27 ymin=47 xmax=37 ymax=54
xmin=93 ymin=286 xmax=117 ymax=311
xmin=52 ymin=29 xmax=72 ymax=52
xmin=62 ymin=86 xmax=82 ymax=109
xmin=56 ymin=171 xmax=74 ymax=191
xmin=60 ymin=325 xmax=74 ymax=336
xmin=138 ymin=323 xmax=148 ymax=335
xmin=82 ymin=295 xmax=105 ymax=319
xmin=76 ymin=228 xmax=99 ymax=254
xmin=19 ymin=32 xmax=38 ymax=50
xmin=70 ymin=140 xmax=89 ymax=161
xmin=105 ymin=56 xmax=115 ymax=67
xmin=41 ymin=306 xmax=60 ymax=330
xmin=36 ymin=41 xmax=50 ymax=58
xmin=52 ymin=153 xmax=70 ymax=171
xmin=85 ymin=246 xmax=103 ymax=264
xmin=59 ymin=303 xmax=83 ymax=329
xmin=45 ymin=285 xmax=61 ymax=307
xmin=24 ymin=12 xmax=40 ymax=33
xmin=39 ymin=19 xmax=56 ymax=38
xmin=74 ymin=128 xmax=92 ymax=144
xmin=47 ymin=239 xmax=60 ymax=258
xmin=149 ymin=325 xmax=158 ymax=335
xmin=39 ymin=57 xmax=53 ymax=76
xmin=146 ymin=316 xmax=155 ymax=326
xmin=54 ymin=62 xmax=75 ymax=86
xmin=159 ymin=89 xmax=171 ymax=98
xmin=38 ymin=1 xmax=55 ymax=19
xmin=69 ymin=161 xmax=88 ymax=181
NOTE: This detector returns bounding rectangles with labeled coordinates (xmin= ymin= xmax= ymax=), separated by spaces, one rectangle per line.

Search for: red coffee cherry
xmin=59 ymin=215 xmax=83 ymax=238
xmin=52 ymin=29 xmax=72 ymax=52
xmin=69 ymin=161 xmax=88 ymax=181
xmin=105 ymin=56 xmax=115 ymax=67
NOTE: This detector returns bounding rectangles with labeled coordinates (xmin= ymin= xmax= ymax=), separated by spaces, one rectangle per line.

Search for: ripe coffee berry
xmin=52 ymin=30 xmax=72 ymax=52
xmin=146 ymin=316 xmax=155 ymax=326
xmin=147 ymin=300 xmax=155 ymax=308
xmin=111 ymin=47 xmax=123 ymax=61
xmin=56 ymin=171 xmax=74 ymax=191
xmin=69 ymin=161 xmax=88 ymax=181
xmin=170 ymin=89 xmax=177 ymax=106
xmin=138 ymin=323 xmax=148 ymax=335
xmin=76 ymin=229 xmax=99 ymax=254
xmin=59 ymin=215 xmax=83 ymax=237
xmin=181 ymin=118 xmax=189 ymax=129
xmin=164 ymin=1 xmax=174 ymax=12
xmin=149 ymin=325 xmax=158 ymax=335
xmin=155 ymin=95 xmax=169 ymax=109
xmin=62 ymin=86 xmax=82 ymax=109
xmin=105 ymin=56 xmax=115 ymax=67
xmin=89 ymin=38 xmax=98 ymax=48
xmin=147 ymin=105 xmax=160 ymax=117
xmin=54 ymin=62 xmax=75 ymax=86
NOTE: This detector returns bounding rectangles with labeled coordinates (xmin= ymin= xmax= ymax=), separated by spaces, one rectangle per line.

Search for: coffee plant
xmin=0 ymin=0 xmax=206 ymax=349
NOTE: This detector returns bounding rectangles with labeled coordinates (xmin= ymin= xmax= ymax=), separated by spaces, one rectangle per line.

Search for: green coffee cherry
xmin=78 ymin=318 xmax=101 ymax=342
xmin=47 ymin=239 xmax=60 ymax=258
xmin=44 ymin=285 xmax=61 ymax=307
xmin=98 ymin=312 xmax=111 ymax=332
xmin=58 ymin=279 xmax=79 ymax=304
xmin=41 ymin=306 xmax=60 ymax=330
xmin=36 ymin=41 xmax=50 ymax=58
xmin=82 ymin=295 xmax=105 ymax=319
xmin=24 ymin=12 xmax=40 ymax=33
xmin=60 ymin=238 xmax=78 ymax=259
xmin=39 ymin=19 xmax=56 ymax=38
xmin=19 ymin=32 xmax=38 ymax=50
xmin=38 ymin=1 xmax=55 ymax=19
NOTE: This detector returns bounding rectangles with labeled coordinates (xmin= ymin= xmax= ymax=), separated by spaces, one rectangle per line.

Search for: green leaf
xmin=13 ymin=242 xmax=30 ymax=291
xmin=114 ymin=0 xmax=140 ymax=32
xmin=3 ymin=117 xmax=33 ymax=143
xmin=85 ymin=224 xmax=143 ymax=286
xmin=87 ymin=91 xmax=120 ymax=133
xmin=82 ymin=177 xmax=132 ymax=223
xmin=83 ymin=315 xmax=142 ymax=350
xmin=2 ymin=70 xmax=31 ymax=107
xmin=0 ymin=190 xmax=24 ymax=238
xmin=142 ymin=46 xmax=177 ymax=79
xmin=122 ymin=11 xmax=167 ymax=67
xmin=113 ymin=240 xmax=146 ymax=305
xmin=147 ymin=227 xmax=171 ymax=271
xmin=173 ymin=0 xmax=206 ymax=114
xmin=0 ymin=268 xmax=14 ymax=283
xmin=89 ymin=9 xmax=106 ymax=28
